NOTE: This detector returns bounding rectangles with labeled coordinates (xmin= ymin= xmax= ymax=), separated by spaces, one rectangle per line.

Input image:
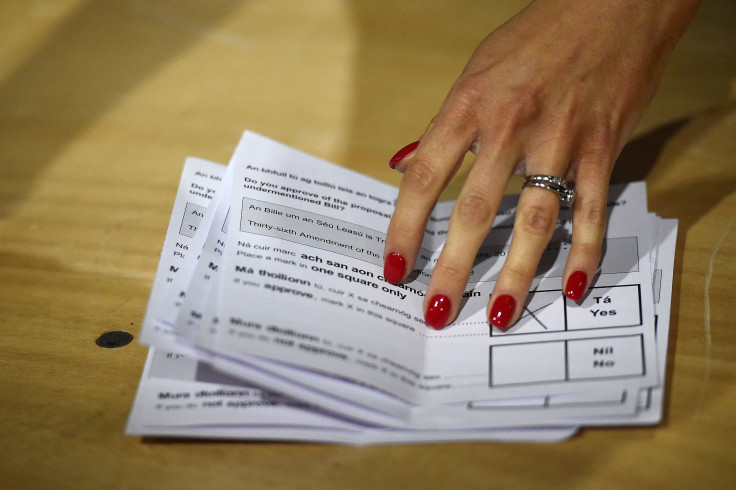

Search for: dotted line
xmin=417 ymin=332 xmax=488 ymax=338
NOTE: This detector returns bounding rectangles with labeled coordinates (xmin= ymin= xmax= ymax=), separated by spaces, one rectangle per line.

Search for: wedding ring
xmin=522 ymin=175 xmax=575 ymax=207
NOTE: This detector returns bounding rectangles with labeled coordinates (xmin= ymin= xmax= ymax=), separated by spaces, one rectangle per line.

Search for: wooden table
xmin=2 ymin=1 xmax=735 ymax=488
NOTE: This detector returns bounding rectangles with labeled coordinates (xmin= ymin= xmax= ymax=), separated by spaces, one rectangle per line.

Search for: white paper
xmin=213 ymin=132 xmax=658 ymax=406
xmin=126 ymin=344 xmax=578 ymax=444
xmin=128 ymin=131 xmax=677 ymax=443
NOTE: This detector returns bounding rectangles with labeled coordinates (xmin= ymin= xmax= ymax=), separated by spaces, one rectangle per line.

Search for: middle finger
xmin=488 ymin=169 xmax=571 ymax=330
xmin=422 ymin=144 xmax=517 ymax=328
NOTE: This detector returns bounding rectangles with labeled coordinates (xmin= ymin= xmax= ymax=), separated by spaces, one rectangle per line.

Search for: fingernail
xmin=425 ymin=294 xmax=451 ymax=329
xmin=489 ymin=294 xmax=516 ymax=330
xmin=389 ymin=141 xmax=419 ymax=169
xmin=565 ymin=270 xmax=588 ymax=302
xmin=383 ymin=251 xmax=406 ymax=284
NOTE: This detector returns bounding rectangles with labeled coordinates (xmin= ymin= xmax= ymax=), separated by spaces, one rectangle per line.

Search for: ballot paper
xmin=127 ymin=131 xmax=677 ymax=444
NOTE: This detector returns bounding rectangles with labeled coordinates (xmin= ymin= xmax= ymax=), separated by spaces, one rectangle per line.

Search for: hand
xmin=383 ymin=0 xmax=699 ymax=329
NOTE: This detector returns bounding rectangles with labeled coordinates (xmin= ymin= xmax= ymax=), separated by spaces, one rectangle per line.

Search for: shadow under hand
xmin=612 ymin=118 xmax=691 ymax=184
xmin=617 ymin=103 xmax=736 ymax=233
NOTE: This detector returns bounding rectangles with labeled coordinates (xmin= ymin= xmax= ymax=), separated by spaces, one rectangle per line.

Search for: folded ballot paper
xmin=126 ymin=131 xmax=677 ymax=445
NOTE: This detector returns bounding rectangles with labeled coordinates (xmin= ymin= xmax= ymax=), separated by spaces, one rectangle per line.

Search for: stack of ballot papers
xmin=126 ymin=131 xmax=678 ymax=445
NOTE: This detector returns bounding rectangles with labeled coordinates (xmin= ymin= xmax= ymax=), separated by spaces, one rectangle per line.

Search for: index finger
xmin=383 ymin=127 xmax=474 ymax=283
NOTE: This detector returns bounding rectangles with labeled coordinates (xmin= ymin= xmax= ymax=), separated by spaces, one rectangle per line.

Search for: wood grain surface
xmin=1 ymin=1 xmax=734 ymax=488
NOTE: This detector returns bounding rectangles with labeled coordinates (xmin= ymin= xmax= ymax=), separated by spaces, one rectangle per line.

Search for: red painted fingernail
xmin=383 ymin=251 xmax=406 ymax=284
xmin=425 ymin=294 xmax=451 ymax=329
xmin=389 ymin=141 xmax=419 ymax=169
xmin=565 ymin=270 xmax=588 ymax=302
xmin=490 ymin=294 xmax=516 ymax=330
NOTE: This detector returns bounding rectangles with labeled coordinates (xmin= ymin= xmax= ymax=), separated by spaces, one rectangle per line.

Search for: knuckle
xmin=450 ymin=76 xmax=488 ymax=108
xmin=389 ymin=215 xmax=426 ymax=245
xmin=515 ymin=203 xmax=557 ymax=238
xmin=499 ymin=261 xmax=533 ymax=288
xmin=498 ymin=90 xmax=539 ymax=125
xmin=433 ymin=258 xmax=469 ymax=283
xmin=537 ymin=108 xmax=575 ymax=141
xmin=571 ymin=240 xmax=602 ymax=264
xmin=441 ymin=82 xmax=483 ymax=131
xmin=575 ymin=196 xmax=607 ymax=229
xmin=402 ymin=158 xmax=441 ymax=194
xmin=583 ymin=123 xmax=617 ymax=158
xmin=454 ymin=191 xmax=493 ymax=226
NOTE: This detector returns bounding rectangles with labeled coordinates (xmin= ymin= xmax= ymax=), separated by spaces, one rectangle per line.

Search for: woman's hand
xmin=383 ymin=0 xmax=699 ymax=329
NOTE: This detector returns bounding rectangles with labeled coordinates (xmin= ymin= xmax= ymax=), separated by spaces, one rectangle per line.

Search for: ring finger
xmin=488 ymin=160 xmax=572 ymax=330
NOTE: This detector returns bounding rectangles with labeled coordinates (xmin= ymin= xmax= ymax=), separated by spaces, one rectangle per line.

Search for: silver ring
xmin=522 ymin=175 xmax=575 ymax=207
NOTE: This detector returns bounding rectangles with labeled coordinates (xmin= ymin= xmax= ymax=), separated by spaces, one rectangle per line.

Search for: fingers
xmin=389 ymin=141 xmax=419 ymax=172
xmin=422 ymin=148 xmax=514 ymax=328
xmin=561 ymin=161 xmax=611 ymax=302
xmin=424 ymin=115 xmax=572 ymax=330
xmin=488 ymin=185 xmax=562 ymax=330
xmin=488 ymin=157 xmax=612 ymax=330
xmin=389 ymin=118 xmax=438 ymax=173
xmin=389 ymin=134 xmax=612 ymax=332
xmin=389 ymin=138 xmax=481 ymax=174
xmin=383 ymin=126 xmax=475 ymax=285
